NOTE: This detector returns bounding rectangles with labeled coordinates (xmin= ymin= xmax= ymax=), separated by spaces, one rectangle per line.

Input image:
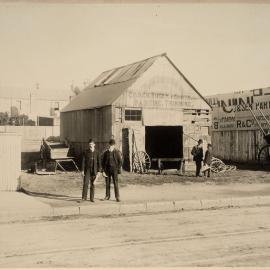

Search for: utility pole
xmin=29 ymin=92 xmax=32 ymax=114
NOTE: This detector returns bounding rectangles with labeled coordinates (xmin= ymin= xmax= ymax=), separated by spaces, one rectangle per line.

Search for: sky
xmin=0 ymin=2 xmax=270 ymax=99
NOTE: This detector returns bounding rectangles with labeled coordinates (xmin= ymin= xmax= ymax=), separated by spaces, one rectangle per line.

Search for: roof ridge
xmin=100 ymin=52 xmax=167 ymax=74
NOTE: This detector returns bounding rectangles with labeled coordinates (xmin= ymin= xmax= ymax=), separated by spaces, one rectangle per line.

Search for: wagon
xmin=38 ymin=139 xmax=79 ymax=174
xmin=258 ymin=134 xmax=270 ymax=168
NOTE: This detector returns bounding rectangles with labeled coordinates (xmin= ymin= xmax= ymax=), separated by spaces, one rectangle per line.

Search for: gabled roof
xmin=61 ymin=53 xmax=211 ymax=113
xmin=61 ymin=54 xmax=163 ymax=112
xmin=89 ymin=54 xmax=163 ymax=88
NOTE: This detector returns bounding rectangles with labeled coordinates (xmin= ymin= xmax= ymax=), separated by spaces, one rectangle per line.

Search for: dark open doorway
xmin=145 ymin=126 xmax=183 ymax=158
xmin=145 ymin=126 xmax=183 ymax=169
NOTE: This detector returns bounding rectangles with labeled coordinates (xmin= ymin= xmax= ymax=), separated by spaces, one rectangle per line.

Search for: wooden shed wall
xmin=211 ymin=130 xmax=265 ymax=162
xmin=114 ymin=56 xmax=211 ymax=111
xmin=60 ymin=106 xmax=112 ymax=155
xmin=183 ymin=113 xmax=211 ymax=161
xmin=111 ymin=106 xmax=211 ymax=164
xmin=111 ymin=56 xmax=211 ymax=163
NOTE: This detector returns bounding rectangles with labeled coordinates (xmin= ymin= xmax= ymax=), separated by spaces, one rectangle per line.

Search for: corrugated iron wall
xmin=212 ymin=130 xmax=265 ymax=162
xmin=0 ymin=133 xmax=21 ymax=191
xmin=60 ymin=106 xmax=113 ymax=156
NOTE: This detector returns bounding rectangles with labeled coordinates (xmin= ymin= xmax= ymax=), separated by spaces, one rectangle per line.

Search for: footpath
xmin=2 ymin=182 xmax=270 ymax=223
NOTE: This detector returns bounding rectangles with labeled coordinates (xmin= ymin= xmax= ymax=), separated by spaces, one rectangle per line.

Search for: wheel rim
xmin=132 ymin=151 xmax=151 ymax=173
xmin=259 ymin=145 xmax=270 ymax=168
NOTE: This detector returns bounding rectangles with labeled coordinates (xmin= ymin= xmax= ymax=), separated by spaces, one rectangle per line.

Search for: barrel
xmin=0 ymin=132 xmax=21 ymax=191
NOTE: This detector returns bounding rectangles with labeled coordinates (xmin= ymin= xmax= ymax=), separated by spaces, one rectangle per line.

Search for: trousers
xmin=105 ymin=169 xmax=120 ymax=199
xmin=82 ymin=171 xmax=96 ymax=201
xmin=195 ymin=160 xmax=202 ymax=177
xmin=204 ymin=168 xmax=211 ymax=177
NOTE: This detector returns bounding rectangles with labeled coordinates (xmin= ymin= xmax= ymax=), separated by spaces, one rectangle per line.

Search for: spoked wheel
xmin=258 ymin=144 xmax=270 ymax=169
xmin=132 ymin=151 xmax=151 ymax=173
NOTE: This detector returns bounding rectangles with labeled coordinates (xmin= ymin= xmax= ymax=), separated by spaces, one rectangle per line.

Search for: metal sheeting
xmin=61 ymin=79 xmax=136 ymax=112
xmin=0 ymin=133 xmax=21 ymax=191
xmin=61 ymin=54 xmax=163 ymax=113
xmin=91 ymin=54 xmax=161 ymax=87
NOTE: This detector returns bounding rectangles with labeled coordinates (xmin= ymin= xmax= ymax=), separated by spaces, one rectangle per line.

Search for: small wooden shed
xmin=61 ymin=53 xmax=211 ymax=170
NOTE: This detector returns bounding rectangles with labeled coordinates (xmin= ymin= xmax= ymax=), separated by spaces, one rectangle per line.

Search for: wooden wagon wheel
xmin=132 ymin=151 xmax=151 ymax=173
xmin=258 ymin=144 xmax=270 ymax=169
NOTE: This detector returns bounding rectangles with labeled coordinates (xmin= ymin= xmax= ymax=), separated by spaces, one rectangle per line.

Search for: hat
xmin=109 ymin=139 xmax=116 ymax=145
xmin=88 ymin=138 xmax=95 ymax=144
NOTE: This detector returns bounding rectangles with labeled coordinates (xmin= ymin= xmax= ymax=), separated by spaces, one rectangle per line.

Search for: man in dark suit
xmin=203 ymin=143 xmax=213 ymax=178
xmin=102 ymin=139 xmax=122 ymax=202
xmin=191 ymin=139 xmax=204 ymax=177
xmin=81 ymin=139 xmax=101 ymax=202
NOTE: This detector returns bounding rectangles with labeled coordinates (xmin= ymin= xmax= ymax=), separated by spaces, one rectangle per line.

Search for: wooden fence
xmin=211 ymin=130 xmax=265 ymax=162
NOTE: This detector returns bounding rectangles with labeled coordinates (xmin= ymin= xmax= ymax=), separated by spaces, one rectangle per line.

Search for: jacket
xmin=203 ymin=149 xmax=213 ymax=166
xmin=81 ymin=149 xmax=101 ymax=175
xmin=102 ymin=149 xmax=122 ymax=174
xmin=191 ymin=145 xmax=203 ymax=162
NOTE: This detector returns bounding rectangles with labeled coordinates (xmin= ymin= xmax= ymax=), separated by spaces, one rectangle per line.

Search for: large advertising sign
xmin=207 ymin=87 xmax=270 ymax=131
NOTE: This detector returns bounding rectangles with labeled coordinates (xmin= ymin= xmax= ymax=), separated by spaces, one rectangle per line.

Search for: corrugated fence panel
xmin=0 ymin=133 xmax=21 ymax=191
xmin=60 ymin=106 xmax=113 ymax=157
xmin=212 ymin=130 xmax=266 ymax=162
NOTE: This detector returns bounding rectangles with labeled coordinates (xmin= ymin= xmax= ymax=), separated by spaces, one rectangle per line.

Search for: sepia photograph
xmin=0 ymin=0 xmax=270 ymax=267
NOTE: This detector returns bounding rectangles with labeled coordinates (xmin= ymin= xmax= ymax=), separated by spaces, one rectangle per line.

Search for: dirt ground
xmin=1 ymin=206 xmax=270 ymax=267
xmin=20 ymin=168 xmax=270 ymax=195
xmin=18 ymin=168 xmax=270 ymax=208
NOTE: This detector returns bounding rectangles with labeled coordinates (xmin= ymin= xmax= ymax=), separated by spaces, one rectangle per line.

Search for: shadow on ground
xmin=19 ymin=188 xmax=81 ymax=202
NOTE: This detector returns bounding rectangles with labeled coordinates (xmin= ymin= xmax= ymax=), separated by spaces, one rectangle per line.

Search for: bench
xmin=151 ymin=158 xmax=185 ymax=174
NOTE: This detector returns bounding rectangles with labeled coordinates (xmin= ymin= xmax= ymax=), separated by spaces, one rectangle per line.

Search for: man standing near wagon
xmin=102 ymin=139 xmax=122 ymax=202
xmin=81 ymin=139 xmax=101 ymax=202
xmin=191 ymin=139 xmax=204 ymax=177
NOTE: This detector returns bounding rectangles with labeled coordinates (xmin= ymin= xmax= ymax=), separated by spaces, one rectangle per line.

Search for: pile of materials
xmin=211 ymin=157 xmax=237 ymax=173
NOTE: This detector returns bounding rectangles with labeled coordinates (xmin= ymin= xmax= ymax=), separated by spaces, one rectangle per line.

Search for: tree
xmin=72 ymin=86 xmax=81 ymax=96
xmin=0 ymin=112 xmax=9 ymax=125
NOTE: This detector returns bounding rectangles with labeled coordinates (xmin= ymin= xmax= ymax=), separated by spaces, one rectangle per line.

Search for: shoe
xmin=116 ymin=198 xmax=121 ymax=202
xmin=90 ymin=199 xmax=95 ymax=203
xmin=104 ymin=196 xmax=110 ymax=200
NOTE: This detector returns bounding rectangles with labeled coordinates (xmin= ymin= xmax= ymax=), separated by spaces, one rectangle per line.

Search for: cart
xmin=132 ymin=151 xmax=151 ymax=173
xmin=258 ymin=134 xmax=270 ymax=168
xmin=38 ymin=139 xmax=80 ymax=174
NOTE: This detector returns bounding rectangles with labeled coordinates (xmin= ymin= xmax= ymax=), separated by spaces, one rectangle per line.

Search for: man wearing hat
xmin=102 ymin=139 xmax=122 ymax=202
xmin=81 ymin=139 xmax=101 ymax=202
xmin=191 ymin=139 xmax=204 ymax=177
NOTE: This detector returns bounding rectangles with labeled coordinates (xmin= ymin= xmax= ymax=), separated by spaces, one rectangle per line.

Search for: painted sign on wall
xmin=210 ymin=88 xmax=270 ymax=131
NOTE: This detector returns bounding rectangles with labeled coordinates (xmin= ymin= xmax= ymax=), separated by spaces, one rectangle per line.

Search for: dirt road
xmin=1 ymin=206 xmax=270 ymax=267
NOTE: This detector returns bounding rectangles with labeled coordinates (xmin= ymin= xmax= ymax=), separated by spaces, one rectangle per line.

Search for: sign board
xmin=208 ymin=88 xmax=270 ymax=131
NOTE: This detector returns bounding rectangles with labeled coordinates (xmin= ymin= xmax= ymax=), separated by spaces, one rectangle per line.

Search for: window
xmin=252 ymin=88 xmax=262 ymax=96
xmin=115 ymin=107 xmax=122 ymax=122
xmin=125 ymin=109 xmax=142 ymax=121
